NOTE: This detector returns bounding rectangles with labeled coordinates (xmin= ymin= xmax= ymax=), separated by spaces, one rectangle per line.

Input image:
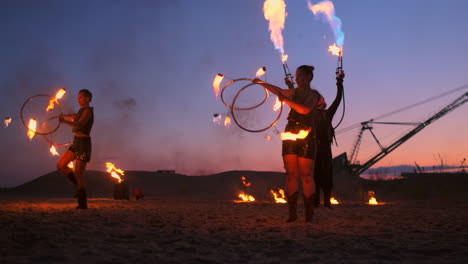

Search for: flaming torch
xmin=4 ymin=117 xmax=12 ymax=128
xmin=46 ymin=88 xmax=66 ymax=112
xmin=263 ymin=0 xmax=294 ymax=87
xmin=27 ymin=118 xmax=37 ymax=141
xmin=308 ymin=1 xmax=344 ymax=75
xmin=213 ymin=74 xmax=224 ymax=99
xmin=105 ymin=162 xmax=124 ymax=183
xmin=49 ymin=145 xmax=60 ymax=156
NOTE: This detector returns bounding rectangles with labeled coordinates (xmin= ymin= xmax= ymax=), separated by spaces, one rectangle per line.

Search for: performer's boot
xmin=303 ymin=194 xmax=315 ymax=223
xmin=67 ymin=172 xmax=77 ymax=186
xmin=324 ymin=188 xmax=332 ymax=209
xmin=76 ymin=188 xmax=87 ymax=209
xmin=285 ymin=192 xmax=298 ymax=223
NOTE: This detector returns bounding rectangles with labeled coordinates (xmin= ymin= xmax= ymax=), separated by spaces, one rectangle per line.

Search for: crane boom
xmin=353 ymin=91 xmax=468 ymax=175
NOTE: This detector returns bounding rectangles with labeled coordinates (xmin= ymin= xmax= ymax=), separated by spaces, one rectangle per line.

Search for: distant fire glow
xmin=241 ymin=176 xmax=251 ymax=187
xmin=235 ymin=191 xmax=255 ymax=203
xmin=105 ymin=162 xmax=124 ymax=183
xmin=213 ymin=74 xmax=224 ymax=99
xmin=27 ymin=118 xmax=37 ymax=141
xmin=46 ymin=88 xmax=66 ymax=112
xmin=270 ymin=188 xmax=287 ymax=203
xmin=4 ymin=117 xmax=12 ymax=128
xmin=280 ymin=129 xmax=310 ymax=141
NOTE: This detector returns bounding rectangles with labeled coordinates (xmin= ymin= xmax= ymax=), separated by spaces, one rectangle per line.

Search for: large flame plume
xmin=270 ymin=188 xmax=287 ymax=203
xmin=105 ymin=162 xmax=124 ymax=183
xmin=308 ymin=1 xmax=344 ymax=47
xmin=4 ymin=117 xmax=12 ymax=128
xmin=263 ymin=0 xmax=288 ymax=61
xmin=213 ymin=74 xmax=224 ymax=99
xmin=27 ymin=118 xmax=37 ymax=141
xmin=46 ymin=88 xmax=66 ymax=112
xmin=280 ymin=129 xmax=311 ymax=141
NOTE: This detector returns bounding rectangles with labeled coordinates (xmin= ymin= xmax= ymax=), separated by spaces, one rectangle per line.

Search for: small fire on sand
xmin=270 ymin=188 xmax=287 ymax=203
xmin=330 ymin=197 xmax=339 ymax=205
xmin=106 ymin=162 xmax=124 ymax=183
xmin=367 ymin=191 xmax=385 ymax=205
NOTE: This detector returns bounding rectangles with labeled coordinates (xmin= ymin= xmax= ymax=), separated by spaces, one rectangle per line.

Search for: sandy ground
xmin=1 ymin=197 xmax=467 ymax=264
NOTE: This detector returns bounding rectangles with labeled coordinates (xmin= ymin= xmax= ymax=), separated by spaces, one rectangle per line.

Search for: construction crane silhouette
xmin=338 ymin=86 xmax=468 ymax=176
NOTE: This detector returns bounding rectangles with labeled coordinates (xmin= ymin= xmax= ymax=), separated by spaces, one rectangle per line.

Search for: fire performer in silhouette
xmin=314 ymin=71 xmax=345 ymax=208
xmin=254 ymin=65 xmax=327 ymax=222
xmin=56 ymin=89 xmax=94 ymax=209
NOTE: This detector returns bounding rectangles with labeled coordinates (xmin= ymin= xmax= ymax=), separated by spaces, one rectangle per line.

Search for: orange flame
xmin=67 ymin=162 xmax=74 ymax=169
xmin=224 ymin=116 xmax=231 ymax=126
xmin=263 ymin=0 xmax=288 ymax=61
xmin=328 ymin=43 xmax=342 ymax=56
xmin=281 ymin=54 xmax=288 ymax=63
xmin=241 ymin=176 xmax=251 ymax=187
xmin=330 ymin=197 xmax=339 ymax=204
xmin=367 ymin=191 xmax=384 ymax=205
xmin=273 ymin=97 xmax=283 ymax=111
xmin=27 ymin=118 xmax=37 ymax=140
xmin=4 ymin=117 xmax=12 ymax=128
xmin=105 ymin=162 xmax=124 ymax=183
xmin=280 ymin=129 xmax=310 ymax=141
xmin=270 ymin=188 xmax=287 ymax=203
xmin=213 ymin=74 xmax=224 ymax=99
xmin=49 ymin=145 xmax=59 ymax=156
xmin=256 ymin=67 xmax=266 ymax=77
xmin=265 ymin=135 xmax=272 ymax=141
xmin=235 ymin=191 xmax=255 ymax=203
xmin=46 ymin=88 xmax=66 ymax=112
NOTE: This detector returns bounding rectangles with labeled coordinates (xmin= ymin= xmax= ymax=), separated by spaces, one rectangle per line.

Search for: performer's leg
xmin=57 ymin=150 xmax=76 ymax=185
xmin=298 ymin=157 xmax=315 ymax=222
xmin=283 ymin=154 xmax=299 ymax=222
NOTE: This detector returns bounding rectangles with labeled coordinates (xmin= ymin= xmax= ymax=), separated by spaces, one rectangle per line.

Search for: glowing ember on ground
xmin=330 ymin=197 xmax=339 ymax=204
xmin=256 ymin=67 xmax=266 ymax=77
xmin=213 ymin=74 xmax=224 ymax=99
xmin=280 ymin=129 xmax=310 ymax=141
xmin=4 ymin=117 xmax=12 ymax=128
xmin=270 ymin=188 xmax=287 ymax=203
xmin=46 ymin=88 xmax=66 ymax=112
xmin=105 ymin=162 xmax=124 ymax=183
xmin=49 ymin=145 xmax=59 ymax=156
xmin=328 ymin=43 xmax=342 ymax=56
xmin=263 ymin=0 xmax=288 ymax=61
xmin=367 ymin=191 xmax=384 ymax=205
xmin=241 ymin=176 xmax=251 ymax=187
xmin=224 ymin=116 xmax=231 ymax=126
xmin=234 ymin=191 xmax=255 ymax=203
xmin=27 ymin=118 xmax=37 ymax=141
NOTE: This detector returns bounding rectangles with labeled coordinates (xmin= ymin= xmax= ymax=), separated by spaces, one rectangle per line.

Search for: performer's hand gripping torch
xmin=282 ymin=61 xmax=295 ymax=89
xmin=336 ymin=49 xmax=344 ymax=80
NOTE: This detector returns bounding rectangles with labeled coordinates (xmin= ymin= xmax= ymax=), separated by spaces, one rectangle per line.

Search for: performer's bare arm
xmin=59 ymin=109 xmax=92 ymax=129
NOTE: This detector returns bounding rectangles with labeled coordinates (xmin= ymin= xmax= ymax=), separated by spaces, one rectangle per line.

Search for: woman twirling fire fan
xmin=56 ymin=89 xmax=94 ymax=209
xmin=254 ymin=65 xmax=330 ymax=223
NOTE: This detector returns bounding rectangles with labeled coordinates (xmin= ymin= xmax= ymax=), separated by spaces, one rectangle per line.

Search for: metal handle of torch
xmin=336 ymin=51 xmax=344 ymax=77
xmin=282 ymin=62 xmax=295 ymax=89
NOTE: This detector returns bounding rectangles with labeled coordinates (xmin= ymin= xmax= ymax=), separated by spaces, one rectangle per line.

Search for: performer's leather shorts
xmin=282 ymin=123 xmax=317 ymax=160
xmin=68 ymin=136 xmax=92 ymax=162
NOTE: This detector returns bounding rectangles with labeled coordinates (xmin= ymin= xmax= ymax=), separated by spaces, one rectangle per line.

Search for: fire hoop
xmin=20 ymin=94 xmax=63 ymax=136
xmin=222 ymin=78 xmax=284 ymax=133
xmin=40 ymin=117 xmax=71 ymax=147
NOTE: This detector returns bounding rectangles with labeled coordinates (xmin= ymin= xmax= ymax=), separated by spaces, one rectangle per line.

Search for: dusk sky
xmin=1 ymin=0 xmax=467 ymax=187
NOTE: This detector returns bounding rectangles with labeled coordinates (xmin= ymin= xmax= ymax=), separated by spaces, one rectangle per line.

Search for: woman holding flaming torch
xmin=56 ymin=89 xmax=94 ymax=209
xmin=254 ymin=65 xmax=325 ymax=223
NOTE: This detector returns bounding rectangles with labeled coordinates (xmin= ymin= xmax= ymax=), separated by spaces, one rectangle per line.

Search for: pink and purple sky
xmin=1 ymin=0 xmax=467 ymax=187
